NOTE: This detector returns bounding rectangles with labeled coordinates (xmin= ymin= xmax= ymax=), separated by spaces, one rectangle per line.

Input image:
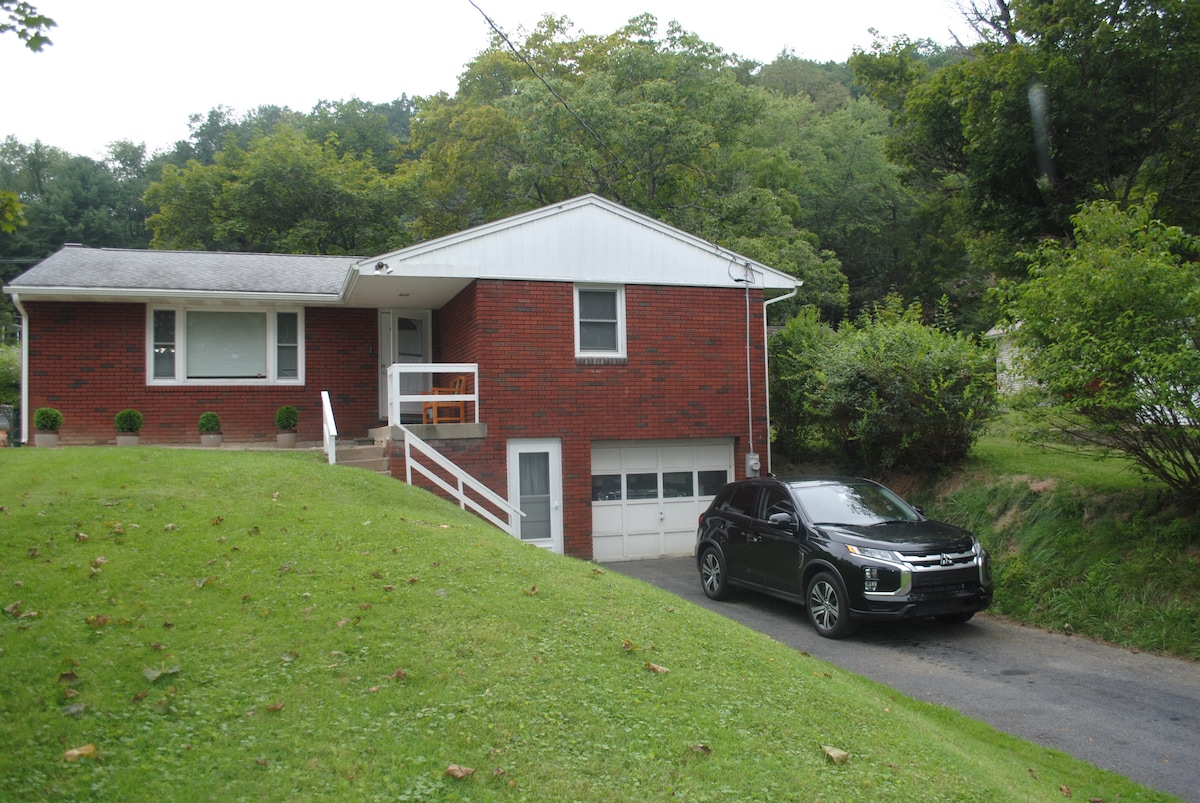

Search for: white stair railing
xmin=320 ymin=390 xmax=338 ymax=465
xmin=398 ymin=424 xmax=524 ymax=536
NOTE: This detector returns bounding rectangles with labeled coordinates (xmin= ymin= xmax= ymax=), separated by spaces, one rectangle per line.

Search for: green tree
xmin=853 ymin=1 xmax=1200 ymax=276
xmin=1 ymin=0 xmax=53 ymax=51
xmin=1005 ymin=199 xmax=1200 ymax=500
xmin=146 ymin=125 xmax=411 ymax=255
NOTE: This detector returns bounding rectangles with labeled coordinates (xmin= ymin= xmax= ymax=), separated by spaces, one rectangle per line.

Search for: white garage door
xmin=591 ymin=439 xmax=734 ymax=562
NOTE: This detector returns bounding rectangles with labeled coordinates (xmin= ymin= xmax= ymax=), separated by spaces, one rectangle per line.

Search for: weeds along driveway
xmin=609 ymin=555 xmax=1200 ymax=803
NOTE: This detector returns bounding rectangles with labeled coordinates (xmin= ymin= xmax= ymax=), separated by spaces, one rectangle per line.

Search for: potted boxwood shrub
xmin=275 ymin=405 xmax=299 ymax=448
xmin=114 ymin=408 xmax=144 ymax=446
xmin=33 ymin=407 xmax=63 ymax=448
xmin=198 ymin=411 xmax=222 ymax=447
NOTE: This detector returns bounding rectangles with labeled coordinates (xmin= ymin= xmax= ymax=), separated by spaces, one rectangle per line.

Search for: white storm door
xmin=378 ymin=310 xmax=432 ymax=420
xmin=507 ymin=439 xmax=563 ymax=553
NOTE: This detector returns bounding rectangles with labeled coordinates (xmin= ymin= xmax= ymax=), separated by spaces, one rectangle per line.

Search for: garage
xmin=591 ymin=439 xmax=734 ymax=562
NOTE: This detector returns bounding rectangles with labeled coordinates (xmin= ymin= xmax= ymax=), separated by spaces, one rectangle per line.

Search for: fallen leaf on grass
xmin=61 ymin=703 xmax=86 ymax=717
xmin=255 ymin=758 xmax=269 ymax=767
xmin=3 ymin=600 xmax=22 ymax=617
xmin=1059 ymin=786 xmax=1071 ymax=798
xmin=644 ymin=662 xmax=668 ymax=675
xmin=62 ymin=744 xmax=97 ymax=762
xmin=444 ymin=765 xmax=475 ymax=779
xmin=524 ymin=585 xmax=539 ymax=596
xmin=367 ymin=686 xmax=381 ymax=693
xmin=85 ymin=614 xmax=110 ymax=627
xmin=142 ymin=665 xmax=180 ymax=682
xmin=266 ymin=702 xmax=284 ymax=712
xmin=91 ymin=557 xmax=107 ymax=568
xmin=163 ymin=524 xmax=178 ymax=532
xmin=279 ymin=651 xmax=299 ymax=663
xmin=689 ymin=744 xmax=712 ymax=755
xmin=822 ymin=745 xmax=850 ymax=764
xmin=58 ymin=671 xmax=79 ymax=684
xmin=75 ymin=532 xmax=89 ymax=542
xmin=389 ymin=668 xmax=408 ymax=681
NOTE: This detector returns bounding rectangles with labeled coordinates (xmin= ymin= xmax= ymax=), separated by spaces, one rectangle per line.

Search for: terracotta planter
xmin=116 ymin=433 xmax=141 ymax=446
xmin=276 ymin=431 xmax=298 ymax=448
xmin=34 ymin=430 xmax=59 ymax=448
xmin=200 ymin=431 xmax=223 ymax=447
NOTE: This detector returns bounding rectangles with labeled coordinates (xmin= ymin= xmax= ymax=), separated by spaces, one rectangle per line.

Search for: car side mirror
xmin=768 ymin=512 xmax=796 ymax=527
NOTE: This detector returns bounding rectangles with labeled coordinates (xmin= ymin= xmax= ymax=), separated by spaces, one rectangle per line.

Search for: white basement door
xmin=590 ymin=439 xmax=734 ymax=562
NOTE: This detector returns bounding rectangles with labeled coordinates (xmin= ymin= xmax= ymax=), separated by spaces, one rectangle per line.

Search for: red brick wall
xmin=21 ymin=302 xmax=379 ymax=444
xmin=427 ymin=279 xmax=769 ymax=559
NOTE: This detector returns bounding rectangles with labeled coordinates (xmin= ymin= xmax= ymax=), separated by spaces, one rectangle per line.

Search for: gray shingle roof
xmin=7 ymin=246 xmax=358 ymax=296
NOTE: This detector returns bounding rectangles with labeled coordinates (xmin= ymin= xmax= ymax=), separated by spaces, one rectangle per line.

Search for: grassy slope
xmin=916 ymin=429 xmax=1200 ymax=660
xmin=0 ymin=448 xmax=1174 ymax=802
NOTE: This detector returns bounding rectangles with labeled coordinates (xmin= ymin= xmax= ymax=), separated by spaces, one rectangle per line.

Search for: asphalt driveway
xmin=609 ymin=555 xmax=1200 ymax=802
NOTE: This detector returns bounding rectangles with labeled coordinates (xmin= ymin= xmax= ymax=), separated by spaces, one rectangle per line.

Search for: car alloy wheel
xmin=699 ymin=548 xmax=732 ymax=600
xmin=807 ymin=571 xmax=855 ymax=638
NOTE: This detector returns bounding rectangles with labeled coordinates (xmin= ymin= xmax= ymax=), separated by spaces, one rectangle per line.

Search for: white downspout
xmin=762 ymin=285 xmax=800 ymax=476
xmin=11 ymin=293 xmax=29 ymax=446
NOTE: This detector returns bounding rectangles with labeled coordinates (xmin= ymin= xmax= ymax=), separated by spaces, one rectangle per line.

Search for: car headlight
xmin=846 ymin=544 xmax=898 ymax=562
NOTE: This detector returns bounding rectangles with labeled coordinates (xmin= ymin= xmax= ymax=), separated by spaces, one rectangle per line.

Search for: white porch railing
xmin=320 ymin=390 xmax=337 ymax=465
xmin=398 ymin=424 xmax=524 ymax=536
xmin=386 ymin=363 xmax=480 ymax=427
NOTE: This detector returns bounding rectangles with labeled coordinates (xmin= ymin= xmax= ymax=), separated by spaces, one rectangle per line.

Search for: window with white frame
xmin=149 ymin=307 xmax=303 ymax=384
xmin=574 ymin=285 xmax=625 ymax=358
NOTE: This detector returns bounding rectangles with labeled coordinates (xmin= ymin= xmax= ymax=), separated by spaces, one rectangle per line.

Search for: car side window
xmin=720 ymin=484 xmax=759 ymax=516
xmin=759 ymin=486 xmax=796 ymax=523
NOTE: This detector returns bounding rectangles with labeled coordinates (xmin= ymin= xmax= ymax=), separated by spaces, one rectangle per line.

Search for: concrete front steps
xmin=333 ymin=440 xmax=390 ymax=475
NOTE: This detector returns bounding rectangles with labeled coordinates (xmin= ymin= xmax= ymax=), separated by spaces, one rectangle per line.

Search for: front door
xmin=378 ymin=310 xmax=432 ymax=421
xmin=507 ymin=439 xmax=563 ymax=553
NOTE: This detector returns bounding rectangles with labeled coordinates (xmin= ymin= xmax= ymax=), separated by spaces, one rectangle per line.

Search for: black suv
xmin=696 ymin=476 xmax=992 ymax=638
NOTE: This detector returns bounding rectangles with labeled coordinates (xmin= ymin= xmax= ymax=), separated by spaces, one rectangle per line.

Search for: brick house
xmin=5 ymin=195 xmax=799 ymax=561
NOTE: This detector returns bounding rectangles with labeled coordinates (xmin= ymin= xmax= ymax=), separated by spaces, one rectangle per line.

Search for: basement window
xmin=148 ymin=307 xmax=304 ymax=384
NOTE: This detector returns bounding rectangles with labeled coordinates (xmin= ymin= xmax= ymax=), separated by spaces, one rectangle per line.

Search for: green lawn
xmin=0 ymin=447 xmax=1175 ymax=801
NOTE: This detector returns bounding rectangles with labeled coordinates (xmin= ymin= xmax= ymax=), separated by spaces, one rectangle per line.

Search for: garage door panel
xmin=591 ymin=439 xmax=734 ymax=562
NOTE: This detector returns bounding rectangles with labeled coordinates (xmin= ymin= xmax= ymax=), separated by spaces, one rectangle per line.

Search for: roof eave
xmin=3 ymin=286 xmax=344 ymax=305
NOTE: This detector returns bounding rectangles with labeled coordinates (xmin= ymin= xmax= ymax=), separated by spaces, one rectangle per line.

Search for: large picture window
xmin=574 ymin=285 xmax=625 ymax=358
xmin=148 ymin=307 xmax=303 ymax=384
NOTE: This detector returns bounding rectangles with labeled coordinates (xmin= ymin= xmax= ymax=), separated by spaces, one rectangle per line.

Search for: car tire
xmin=935 ymin=611 xmax=976 ymax=624
xmin=806 ymin=570 xmax=856 ymax=639
xmin=699 ymin=548 xmax=733 ymax=600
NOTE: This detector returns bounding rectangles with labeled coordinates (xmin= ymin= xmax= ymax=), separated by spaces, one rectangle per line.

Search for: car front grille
xmin=910 ymin=566 xmax=982 ymax=591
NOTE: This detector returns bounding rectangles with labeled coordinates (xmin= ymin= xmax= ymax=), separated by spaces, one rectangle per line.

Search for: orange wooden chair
xmin=422 ymin=375 xmax=467 ymax=424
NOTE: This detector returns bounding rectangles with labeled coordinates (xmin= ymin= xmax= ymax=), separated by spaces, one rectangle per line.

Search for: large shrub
xmin=773 ymin=297 xmax=997 ymax=472
xmin=0 ymin=343 xmax=18 ymax=407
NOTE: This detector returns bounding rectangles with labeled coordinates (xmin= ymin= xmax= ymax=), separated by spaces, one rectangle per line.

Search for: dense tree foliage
xmin=145 ymin=125 xmax=411 ymax=255
xmin=851 ymin=0 xmax=1200 ymax=279
xmin=1004 ymin=200 xmax=1200 ymax=500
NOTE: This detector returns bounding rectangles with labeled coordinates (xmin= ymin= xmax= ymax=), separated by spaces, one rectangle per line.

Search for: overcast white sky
xmin=2 ymin=0 xmax=970 ymax=159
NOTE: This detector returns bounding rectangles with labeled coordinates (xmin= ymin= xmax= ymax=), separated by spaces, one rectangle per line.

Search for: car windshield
xmin=791 ymin=482 xmax=921 ymax=526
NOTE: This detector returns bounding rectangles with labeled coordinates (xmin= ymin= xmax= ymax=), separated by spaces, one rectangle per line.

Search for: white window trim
xmin=146 ymin=305 xmax=305 ymax=386
xmin=574 ymin=284 xmax=626 ymax=359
